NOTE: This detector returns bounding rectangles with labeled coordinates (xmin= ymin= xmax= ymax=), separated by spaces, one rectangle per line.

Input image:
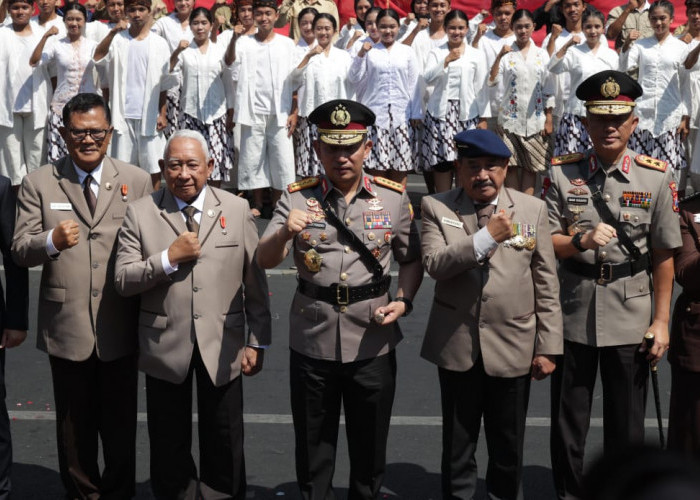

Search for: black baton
xmin=644 ymin=332 xmax=665 ymax=449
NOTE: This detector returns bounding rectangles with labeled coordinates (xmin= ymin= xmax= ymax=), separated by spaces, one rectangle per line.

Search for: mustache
xmin=473 ymin=180 xmax=496 ymax=189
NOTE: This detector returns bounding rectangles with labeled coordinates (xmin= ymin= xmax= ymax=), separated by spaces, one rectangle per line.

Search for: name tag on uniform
xmin=694 ymin=213 xmax=700 ymax=223
xmin=50 ymin=202 xmax=72 ymax=211
xmin=441 ymin=217 xmax=464 ymax=229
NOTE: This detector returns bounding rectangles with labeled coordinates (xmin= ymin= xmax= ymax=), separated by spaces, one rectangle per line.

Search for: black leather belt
xmin=298 ymin=276 xmax=391 ymax=306
xmin=562 ymin=253 xmax=651 ymax=284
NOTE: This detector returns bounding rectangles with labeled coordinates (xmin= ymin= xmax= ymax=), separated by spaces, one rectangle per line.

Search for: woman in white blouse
xmin=489 ymin=8 xmax=554 ymax=195
xmin=422 ymin=9 xmax=489 ymax=192
xmin=548 ymin=9 xmax=619 ymax=156
xmin=292 ymin=7 xmax=318 ymax=176
xmin=153 ymin=0 xmax=194 ymax=138
xmin=336 ymin=0 xmax=372 ymax=49
xmin=292 ymin=13 xmax=353 ymax=177
xmin=684 ymin=0 xmax=700 ymax=192
xmin=170 ymin=7 xmax=232 ymax=186
xmin=398 ymin=0 xmax=429 ymax=43
xmin=621 ymin=0 xmax=691 ymax=184
xmin=30 ymin=2 xmax=98 ymax=163
xmin=349 ymin=8 xmax=422 ymax=185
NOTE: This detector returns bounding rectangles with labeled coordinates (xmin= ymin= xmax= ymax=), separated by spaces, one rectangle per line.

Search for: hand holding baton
xmin=644 ymin=332 xmax=665 ymax=448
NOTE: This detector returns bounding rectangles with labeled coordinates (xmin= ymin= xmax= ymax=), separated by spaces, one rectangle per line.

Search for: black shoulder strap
xmin=315 ymin=186 xmax=384 ymax=281
xmin=587 ymin=178 xmax=642 ymax=261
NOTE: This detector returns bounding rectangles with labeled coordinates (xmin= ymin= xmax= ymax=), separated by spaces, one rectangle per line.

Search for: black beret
xmin=308 ymin=99 xmax=376 ymax=146
xmin=454 ymin=129 xmax=511 ymax=159
xmin=575 ymin=70 xmax=643 ymax=115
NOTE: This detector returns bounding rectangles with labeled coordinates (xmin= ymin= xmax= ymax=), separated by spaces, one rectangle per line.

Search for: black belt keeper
xmin=562 ymin=253 xmax=651 ymax=284
xmin=298 ymin=276 xmax=391 ymax=306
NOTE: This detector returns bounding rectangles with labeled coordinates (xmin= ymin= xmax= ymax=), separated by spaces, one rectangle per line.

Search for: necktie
xmin=84 ymin=174 xmax=97 ymax=216
xmin=475 ymin=203 xmax=495 ymax=229
xmin=182 ymin=205 xmax=199 ymax=234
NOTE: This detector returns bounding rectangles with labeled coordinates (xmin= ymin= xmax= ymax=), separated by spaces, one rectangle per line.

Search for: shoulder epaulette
xmin=287 ymin=176 xmax=320 ymax=193
xmin=551 ymin=153 xmax=584 ymax=166
xmin=372 ymin=176 xmax=405 ymax=193
xmin=635 ymin=154 xmax=667 ymax=172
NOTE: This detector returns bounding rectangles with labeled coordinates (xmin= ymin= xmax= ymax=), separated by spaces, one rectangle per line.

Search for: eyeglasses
xmin=68 ymin=128 xmax=112 ymax=142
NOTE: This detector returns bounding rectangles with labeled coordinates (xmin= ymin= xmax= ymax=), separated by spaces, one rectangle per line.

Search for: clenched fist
xmin=167 ymin=231 xmax=201 ymax=264
xmin=52 ymin=220 xmax=80 ymax=251
xmin=487 ymin=209 xmax=515 ymax=243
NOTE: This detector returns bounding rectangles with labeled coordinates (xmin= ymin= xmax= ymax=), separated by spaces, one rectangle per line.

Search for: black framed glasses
xmin=68 ymin=128 xmax=112 ymax=141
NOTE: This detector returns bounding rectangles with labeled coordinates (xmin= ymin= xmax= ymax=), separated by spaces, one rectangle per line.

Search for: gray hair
xmin=163 ymin=129 xmax=211 ymax=161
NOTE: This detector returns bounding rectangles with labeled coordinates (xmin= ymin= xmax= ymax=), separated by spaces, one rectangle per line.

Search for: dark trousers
xmin=550 ymin=341 xmax=648 ymax=500
xmin=290 ymin=350 xmax=397 ymax=500
xmin=438 ymin=357 xmax=531 ymax=500
xmin=0 ymin=349 xmax=10 ymax=499
xmin=49 ymin=350 xmax=138 ymax=500
xmin=146 ymin=344 xmax=245 ymax=500
xmin=668 ymin=365 xmax=700 ymax=459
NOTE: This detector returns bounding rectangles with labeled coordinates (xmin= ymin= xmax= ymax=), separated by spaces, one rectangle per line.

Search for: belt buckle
xmin=598 ymin=263 xmax=613 ymax=285
xmin=336 ymin=283 xmax=350 ymax=305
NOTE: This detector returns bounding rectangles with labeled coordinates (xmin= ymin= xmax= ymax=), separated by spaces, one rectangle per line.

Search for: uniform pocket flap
xmin=139 ymin=310 xmax=168 ymax=329
xmin=624 ymin=274 xmax=651 ymax=300
xmin=42 ymin=287 xmax=66 ymax=303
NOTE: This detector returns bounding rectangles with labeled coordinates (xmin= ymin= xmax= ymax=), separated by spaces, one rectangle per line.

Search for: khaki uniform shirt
xmin=606 ymin=2 xmax=653 ymax=50
xmin=275 ymin=0 xmax=340 ymax=42
xmin=546 ymin=149 xmax=682 ymax=346
xmin=263 ymin=174 xmax=420 ymax=363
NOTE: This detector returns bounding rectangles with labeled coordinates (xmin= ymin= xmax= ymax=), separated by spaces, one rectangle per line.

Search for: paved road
xmin=2 ymin=176 xmax=674 ymax=499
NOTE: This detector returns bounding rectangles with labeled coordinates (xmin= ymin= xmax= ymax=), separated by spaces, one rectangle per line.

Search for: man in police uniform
xmin=545 ymin=70 xmax=682 ymax=500
xmin=421 ymin=129 xmax=563 ymax=500
xmin=257 ymin=99 xmax=423 ymax=500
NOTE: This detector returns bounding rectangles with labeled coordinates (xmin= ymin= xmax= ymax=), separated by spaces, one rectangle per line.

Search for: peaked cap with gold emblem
xmin=308 ymin=99 xmax=376 ymax=146
xmin=575 ymin=70 xmax=643 ymax=116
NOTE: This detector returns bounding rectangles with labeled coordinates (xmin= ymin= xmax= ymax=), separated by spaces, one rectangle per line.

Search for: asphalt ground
xmin=2 ymin=174 xmax=676 ymax=499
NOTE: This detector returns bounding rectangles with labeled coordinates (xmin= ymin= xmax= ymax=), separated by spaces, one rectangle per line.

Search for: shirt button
xmin=340 ymin=272 xmax=348 ymax=281
xmin=603 ymin=194 xmax=611 ymax=202
xmin=92 ymin=262 xmax=99 ymax=269
xmin=599 ymin=251 xmax=607 ymax=260
xmin=193 ymin=287 xmax=199 ymax=292
xmin=345 ymin=217 xmax=352 ymax=226
xmin=193 ymin=314 xmax=200 ymax=319
xmin=368 ymin=232 xmax=375 ymax=241
xmin=482 ymin=295 xmax=488 ymax=302
xmin=340 ymin=306 xmax=347 ymax=313
xmin=311 ymin=239 xmax=317 ymax=246
xmin=92 ymin=290 xmax=99 ymax=297
xmin=639 ymin=286 xmax=645 ymax=292
xmin=688 ymin=307 xmax=692 ymax=312
xmin=90 ymin=233 xmax=98 ymax=239
xmin=633 ymin=215 xmax=639 ymax=222
xmin=344 ymin=246 xmax=351 ymax=253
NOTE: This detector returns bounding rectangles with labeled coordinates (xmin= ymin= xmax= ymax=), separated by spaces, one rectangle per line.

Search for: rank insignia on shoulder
xmin=288 ymin=177 xmax=320 ymax=193
xmin=635 ymin=155 xmax=667 ymax=172
xmin=373 ymin=176 xmax=405 ymax=193
xmin=551 ymin=153 xmax=584 ymax=166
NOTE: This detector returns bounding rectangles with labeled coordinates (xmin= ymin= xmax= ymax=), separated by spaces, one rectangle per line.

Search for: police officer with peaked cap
xmin=545 ymin=70 xmax=682 ymax=500
xmin=256 ymin=99 xmax=423 ymax=500
xmin=421 ymin=128 xmax=563 ymax=499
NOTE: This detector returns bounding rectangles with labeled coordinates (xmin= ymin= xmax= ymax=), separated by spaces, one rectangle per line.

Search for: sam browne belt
xmin=298 ymin=275 xmax=391 ymax=306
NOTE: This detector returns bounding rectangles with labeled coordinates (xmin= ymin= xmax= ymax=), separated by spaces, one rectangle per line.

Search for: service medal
xmin=304 ymin=249 xmax=322 ymax=272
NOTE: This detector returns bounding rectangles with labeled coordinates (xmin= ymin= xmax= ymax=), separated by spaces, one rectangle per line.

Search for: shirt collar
xmin=636 ymin=0 xmax=651 ymax=12
xmin=319 ymin=174 xmax=376 ymax=200
xmin=587 ymin=152 xmax=633 ymax=180
xmin=174 ymin=185 xmax=207 ymax=212
xmin=72 ymin=161 xmax=104 ymax=186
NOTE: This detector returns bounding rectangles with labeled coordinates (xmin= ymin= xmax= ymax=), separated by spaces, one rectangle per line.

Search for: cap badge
xmin=330 ymin=104 xmax=351 ymax=127
xmin=600 ymin=77 xmax=620 ymax=99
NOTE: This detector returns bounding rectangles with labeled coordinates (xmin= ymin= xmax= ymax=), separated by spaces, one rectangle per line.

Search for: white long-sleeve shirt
xmin=621 ymin=35 xmax=691 ymax=135
xmin=490 ymin=41 xmax=554 ymax=136
xmin=229 ymin=33 xmax=297 ymax=127
xmin=0 ymin=25 xmax=50 ymax=129
xmin=94 ymin=31 xmax=177 ymax=136
xmin=476 ymin=29 xmax=516 ymax=119
xmin=348 ymin=42 xmax=423 ymax=128
xmin=290 ymin=46 xmax=353 ymax=117
xmin=541 ymin=29 xmax=586 ymax=118
xmin=173 ymin=40 xmax=232 ymax=123
xmin=423 ymin=43 xmax=490 ymax=120
xmin=686 ymin=39 xmax=700 ymax=129
xmin=335 ymin=22 xmax=363 ymax=49
xmin=153 ymin=13 xmax=193 ymax=52
xmin=548 ymin=43 xmax=619 ymax=117
xmin=39 ymin=36 xmax=99 ymax=114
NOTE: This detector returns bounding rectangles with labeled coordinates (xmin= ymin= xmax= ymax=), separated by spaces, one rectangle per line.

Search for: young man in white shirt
xmin=31 ymin=0 xmax=65 ymax=35
xmin=225 ymin=0 xmax=297 ymax=217
xmin=93 ymin=0 xmax=177 ymax=189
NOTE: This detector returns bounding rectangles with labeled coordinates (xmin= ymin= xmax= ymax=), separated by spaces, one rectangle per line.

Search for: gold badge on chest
xmin=304 ymin=249 xmax=323 ymax=272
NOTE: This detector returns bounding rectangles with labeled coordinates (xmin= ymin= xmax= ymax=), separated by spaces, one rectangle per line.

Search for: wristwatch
xmin=571 ymin=231 xmax=586 ymax=252
xmin=395 ymin=297 xmax=413 ymax=316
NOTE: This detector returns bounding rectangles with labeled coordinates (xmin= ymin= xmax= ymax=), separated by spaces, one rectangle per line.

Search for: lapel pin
xmin=207 ymin=209 xmax=215 ymax=218
xmin=105 ymin=182 xmax=112 ymax=191
xmin=121 ymin=184 xmax=128 ymax=201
